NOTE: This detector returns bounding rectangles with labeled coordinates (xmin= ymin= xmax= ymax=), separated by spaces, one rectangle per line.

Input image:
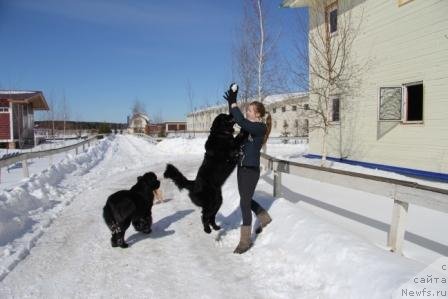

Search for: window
xmin=404 ymin=82 xmax=423 ymax=122
xmin=378 ymin=82 xmax=423 ymax=123
xmin=379 ymin=87 xmax=402 ymax=121
xmin=273 ymin=108 xmax=276 ymax=113
xmin=331 ymin=98 xmax=340 ymax=122
xmin=273 ymin=120 xmax=277 ymax=129
xmin=0 ymin=101 xmax=9 ymax=113
xmin=304 ymin=104 xmax=310 ymax=110
xmin=281 ymin=106 xmax=286 ymax=112
xmin=326 ymin=2 xmax=338 ymax=34
xmin=304 ymin=119 xmax=309 ymax=136
xmin=292 ymin=105 xmax=297 ymax=111
xmin=294 ymin=119 xmax=299 ymax=127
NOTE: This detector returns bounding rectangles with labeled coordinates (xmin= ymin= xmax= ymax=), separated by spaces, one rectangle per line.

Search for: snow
xmin=0 ymin=135 xmax=446 ymax=298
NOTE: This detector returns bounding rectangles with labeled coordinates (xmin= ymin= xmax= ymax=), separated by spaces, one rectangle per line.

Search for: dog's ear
xmin=137 ymin=176 xmax=142 ymax=181
xmin=151 ymin=179 xmax=161 ymax=190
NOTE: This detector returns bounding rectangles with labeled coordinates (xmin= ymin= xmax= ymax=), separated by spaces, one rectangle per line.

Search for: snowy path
xmin=0 ymin=135 xmax=438 ymax=298
xmin=0 ymin=136 xmax=260 ymax=298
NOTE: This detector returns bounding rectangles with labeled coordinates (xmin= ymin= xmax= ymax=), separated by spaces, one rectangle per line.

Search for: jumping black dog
xmin=164 ymin=114 xmax=246 ymax=233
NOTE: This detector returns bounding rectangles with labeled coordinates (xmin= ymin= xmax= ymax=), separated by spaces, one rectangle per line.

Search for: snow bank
xmin=216 ymin=181 xmax=425 ymax=298
xmin=0 ymin=136 xmax=112 ymax=280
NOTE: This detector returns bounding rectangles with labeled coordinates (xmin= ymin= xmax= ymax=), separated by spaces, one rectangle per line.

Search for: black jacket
xmin=230 ymin=106 xmax=266 ymax=168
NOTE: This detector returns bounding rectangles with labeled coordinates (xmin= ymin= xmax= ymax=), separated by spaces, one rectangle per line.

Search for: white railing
xmin=260 ymin=153 xmax=448 ymax=254
xmin=0 ymin=136 xmax=100 ymax=181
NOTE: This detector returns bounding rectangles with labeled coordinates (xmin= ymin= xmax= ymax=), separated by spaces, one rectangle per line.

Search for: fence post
xmin=82 ymin=144 xmax=85 ymax=152
xmin=388 ymin=198 xmax=409 ymax=254
xmin=22 ymin=159 xmax=29 ymax=177
xmin=273 ymin=167 xmax=282 ymax=197
xmin=75 ymin=146 xmax=78 ymax=155
xmin=49 ymin=155 xmax=53 ymax=166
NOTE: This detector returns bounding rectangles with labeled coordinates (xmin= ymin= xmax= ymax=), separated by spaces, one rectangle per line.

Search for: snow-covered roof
xmin=0 ymin=90 xmax=37 ymax=95
xmin=263 ymin=92 xmax=309 ymax=105
xmin=186 ymin=92 xmax=309 ymax=116
xmin=131 ymin=113 xmax=149 ymax=122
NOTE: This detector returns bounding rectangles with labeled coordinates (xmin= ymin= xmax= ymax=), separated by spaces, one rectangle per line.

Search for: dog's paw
xmin=212 ymin=224 xmax=221 ymax=231
xmin=204 ymin=226 xmax=212 ymax=234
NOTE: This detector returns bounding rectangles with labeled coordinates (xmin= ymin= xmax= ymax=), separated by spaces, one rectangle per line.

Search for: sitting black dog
xmin=103 ymin=172 xmax=160 ymax=248
xmin=164 ymin=113 xmax=246 ymax=233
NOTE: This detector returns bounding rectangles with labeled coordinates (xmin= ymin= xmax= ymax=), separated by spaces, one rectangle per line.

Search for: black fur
xmin=103 ymin=172 xmax=160 ymax=248
xmin=164 ymin=113 xmax=246 ymax=233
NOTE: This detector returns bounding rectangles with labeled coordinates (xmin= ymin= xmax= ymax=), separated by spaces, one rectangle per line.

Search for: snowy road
xmin=0 ymin=135 xmax=439 ymax=298
xmin=0 ymin=136 xmax=263 ymax=298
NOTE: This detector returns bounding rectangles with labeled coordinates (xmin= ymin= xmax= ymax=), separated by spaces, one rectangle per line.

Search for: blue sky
xmin=0 ymin=0 xmax=306 ymax=123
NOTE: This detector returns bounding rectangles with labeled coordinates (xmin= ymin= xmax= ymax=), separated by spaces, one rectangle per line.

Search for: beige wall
xmin=307 ymin=0 xmax=448 ymax=173
xmin=187 ymin=94 xmax=310 ymax=137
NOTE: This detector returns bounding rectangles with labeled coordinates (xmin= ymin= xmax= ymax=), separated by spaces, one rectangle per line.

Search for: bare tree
xmin=233 ymin=0 xmax=286 ymax=103
xmin=293 ymin=1 xmax=367 ymax=164
xmin=152 ymin=109 xmax=164 ymax=124
xmin=186 ymin=80 xmax=196 ymax=137
xmin=132 ymin=98 xmax=146 ymax=115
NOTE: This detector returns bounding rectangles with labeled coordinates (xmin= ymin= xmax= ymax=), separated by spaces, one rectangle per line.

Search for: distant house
xmin=163 ymin=121 xmax=186 ymax=134
xmin=146 ymin=121 xmax=186 ymax=137
xmin=0 ymin=90 xmax=49 ymax=148
xmin=128 ymin=113 xmax=149 ymax=134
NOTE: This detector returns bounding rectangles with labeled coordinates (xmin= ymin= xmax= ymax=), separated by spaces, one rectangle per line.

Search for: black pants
xmin=237 ymin=166 xmax=264 ymax=226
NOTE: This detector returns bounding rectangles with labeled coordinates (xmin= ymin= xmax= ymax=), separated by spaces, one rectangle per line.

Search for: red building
xmin=146 ymin=122 xmax=186 ymax=137
xmin=0 ymin=91 xmax=49 ymax=148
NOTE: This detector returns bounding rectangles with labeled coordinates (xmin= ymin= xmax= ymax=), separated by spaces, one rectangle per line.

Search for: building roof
xmin=131 ymin=112 xmax=149 ymax=122
xmin=281 ymin=0 xmax=311 ymax=8
xmin=186 ymin=92 xmax=309 ymax=116
xmin=263 ymin=92 xmax=309 ymax=105
xmin=0 ymin=90 xmax=49 ymax=110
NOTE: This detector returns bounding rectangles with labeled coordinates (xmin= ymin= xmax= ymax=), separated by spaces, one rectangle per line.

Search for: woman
xmin=224 ymin=83 xmax=272 ymax=254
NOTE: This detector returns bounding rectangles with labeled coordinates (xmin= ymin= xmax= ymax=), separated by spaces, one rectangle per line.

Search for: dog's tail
xmin=164 ymin=163 xmax=195 ymax=192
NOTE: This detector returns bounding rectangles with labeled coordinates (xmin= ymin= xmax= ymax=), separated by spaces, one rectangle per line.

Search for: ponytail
xmin=263 ymin=112 xmax=272 ymax=145
xmin=249 ymin=100 xmax=271 ymax=145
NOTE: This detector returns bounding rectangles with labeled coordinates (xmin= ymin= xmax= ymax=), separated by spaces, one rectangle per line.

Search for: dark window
xmin=329 ymin=9 xmax=338 ymax=33
xmin=273 ymin=108 xmax=276 ymax=113
xmin=332 ymin=98 xmax=340 ymax=122
xmin=304 ymin=104 xmax=310 ymax=110
xmin=292 ymin=105 xmax=297 ymax=111
xmin=282 ymin=107 xmax=286 ymax=112
xmin=168 ymin=124 xmax=177 ymax=130
xmin=326 ymin=2 xmax=338 ymax=34
xmin=406 ymin=83 xmax=423 ymax=121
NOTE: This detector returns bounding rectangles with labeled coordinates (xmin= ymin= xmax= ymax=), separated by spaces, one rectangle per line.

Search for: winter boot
xmin=255 ymin=209 xmax=272 ymax=234
xmin=233 ymin=225 xmax=252 ymax=254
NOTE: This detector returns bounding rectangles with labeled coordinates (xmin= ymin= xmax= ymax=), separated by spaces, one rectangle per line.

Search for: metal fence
xmin=0 ymin=135 xmax=100 ymax=181
xmin=260 ymin=153 xmax=448 ymax=254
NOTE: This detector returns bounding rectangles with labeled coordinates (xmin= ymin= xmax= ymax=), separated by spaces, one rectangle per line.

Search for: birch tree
xmin=293 ymin=0 xmax=367 ymax=164
xmin=233 ymin=0 xmax=285 ymax=103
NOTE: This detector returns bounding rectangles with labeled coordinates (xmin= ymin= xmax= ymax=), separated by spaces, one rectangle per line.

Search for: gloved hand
xmin=223 ymin=83 xmax=238 ymax=106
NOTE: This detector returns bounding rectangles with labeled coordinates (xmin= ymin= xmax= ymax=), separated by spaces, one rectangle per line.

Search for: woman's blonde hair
xmin=250 ymin=101 xmax=272 ymax=145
